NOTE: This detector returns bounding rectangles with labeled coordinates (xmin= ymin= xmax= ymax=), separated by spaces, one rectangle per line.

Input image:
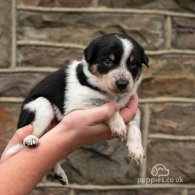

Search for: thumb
xmin=8 ymin=124 xmax=33 ymax=147
xmin=1 ymin=124 xmax=33 ymax=159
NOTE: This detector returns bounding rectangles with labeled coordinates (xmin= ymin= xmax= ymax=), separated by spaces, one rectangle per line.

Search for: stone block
xmin=0 ymin=73 xmax=47 ymax=97
xmin=189 ymin=189 xmax=195 ymax=195
xmin=147 ymin=141 xmax=195 ymax=183
xmin=17 ymin=46 xmax=83 ymax=67
xmin=0 ymin=103 xmax=21 ymax=154
xmin=17 ymin=0 xmax=93 ymax=7
xmin=17 ymin=11 xmax=165 ymax=50
xmin=172 ymin=17 xmax=195 ymax=49
xmin=176 ymin=0 xmax=195 ymax=12
xmin=58 ymin=139 xmax=140 ymax=185
xmin=99 ymin=0 xmax=195 ymax=12
xmin=143 ymin=54 xmax=195 ymax=78
xmin=0 ymin=0 xmax=11 ymax=68
xmin=149 ymin=103 xmax=195 ymax=136
xmin=139 ymin=76 xmax=195 ymax=98
xmin=30 ymin=187 xmax=70 ymax=195
xmin=74 ymin=189 xmax=181 ymax=195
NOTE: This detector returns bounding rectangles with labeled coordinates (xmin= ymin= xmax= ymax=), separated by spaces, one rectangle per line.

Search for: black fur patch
xmin=76 ymin=63 xmax=105 ymax=94
xmin=84 ymin=33 xmax=123 ymax=74
xmin=17 ymin=109 xmax=35 ymax=128
xmin=25 ymin=68 xmax=66 ymax=114
xmin=17 ymin=67 xmax=66 ymax=128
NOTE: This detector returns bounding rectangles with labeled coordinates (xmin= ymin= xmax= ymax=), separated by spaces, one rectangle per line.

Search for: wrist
xmin=39 ymin=123 xmax=78 ymax=161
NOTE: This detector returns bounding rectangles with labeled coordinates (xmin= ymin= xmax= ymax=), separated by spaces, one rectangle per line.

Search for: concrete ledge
xmin=139 ymin=97 xmax=195 ymax=103
xmin=0 ymin=97 xmax=24 ymax=103
xmin=1 ymin=97 xmax=195 ymax=103
xmin=17 ymin=40 xmax=195 ymax=55
xmin=149 ymin=134 xmax=195 ymax=141
xmin=17 ymin=40 xmax=85 ymax=49
xmin=17 ymin=5 xmax=195 ymax=18
xmin=0 ymin=67 xmax=57 ymax=73
xmin=36 ymin=182 xmax=195 ymax=190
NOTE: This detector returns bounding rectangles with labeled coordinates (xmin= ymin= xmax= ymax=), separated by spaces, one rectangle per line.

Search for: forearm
xmin=0 ymin=124 xmax=73 ymax=195
xmin=0 ymin=101 xmax=136 ymax=194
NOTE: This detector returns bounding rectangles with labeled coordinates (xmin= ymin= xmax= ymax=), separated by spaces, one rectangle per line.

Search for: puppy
xmin=7 ymin=33 xmax=149 ymax=185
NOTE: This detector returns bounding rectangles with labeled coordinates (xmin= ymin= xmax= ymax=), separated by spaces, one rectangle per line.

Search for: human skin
xmin=0 ymin=94 xmax=138 ymax=195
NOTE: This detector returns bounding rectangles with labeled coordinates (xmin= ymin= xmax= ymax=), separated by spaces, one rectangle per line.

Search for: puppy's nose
xmin=116 ymin=79 xmax=129 ymax=90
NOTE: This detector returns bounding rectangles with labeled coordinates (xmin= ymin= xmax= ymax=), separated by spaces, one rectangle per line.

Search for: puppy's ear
xmin=84 ymin=46 xmax=93 ymax=63
xmin=142 ymin=49 xmax=149 ymax=68
xmin=84 ymin=38 xmax=99 ymax=64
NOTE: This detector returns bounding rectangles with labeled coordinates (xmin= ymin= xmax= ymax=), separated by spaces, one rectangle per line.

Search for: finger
xmin=76 ymin=124 xmax=113 ymax=147
xmin=90 ymin=124 xmax=113 ymax=141
xmin=120 ymin=93 xmax=139 ymax=123
xmin=82 ymin=103 xmax=118 ymax=125
xmin=2 ymin=124 xmax=33 ymax=156
xmin=64 ymin=103 xmax=119 ymax=126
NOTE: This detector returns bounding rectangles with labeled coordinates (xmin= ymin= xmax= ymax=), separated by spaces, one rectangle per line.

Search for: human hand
xmin=40 ymin=93 xmax=139 ymax=157
xmin=0 ymin=125 xmax=33 ymax=163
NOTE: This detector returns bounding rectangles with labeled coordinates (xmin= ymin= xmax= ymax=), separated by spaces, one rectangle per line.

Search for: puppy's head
xmin=84 ymin=33 xmax=149 ymax=95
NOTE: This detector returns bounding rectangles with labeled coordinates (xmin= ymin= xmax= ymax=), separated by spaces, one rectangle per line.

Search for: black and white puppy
xmin=7 ymin=33 xmax=149 ymax=185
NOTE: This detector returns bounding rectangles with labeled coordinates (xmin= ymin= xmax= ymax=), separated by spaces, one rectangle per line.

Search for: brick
xmin=172 ymin=17 xmax=195 ymax=49
xmin=147 ymin=141 xmax=195 ymax=183
xmin=0 ymin=0 xmax=11 ymax=68
xmin=57 ymin=139 xmax=140 ymax=185
xmin=0 ymin=73 xmax=47 ymax=97
xmin=74 ymin=189 xmax=180 ymax=195
xmin=138 ymin=76 xmax=195 ymax=98
xmin=17 ymin=11 xmax=165 ymax=50
xmin=30 ymin=187 xmax=70 ymax=195
xmin=149 ymin=103 xmax=195 ymax=136
xmin=143 ymin=54 xmax=195 ymax=78
xmin=0 ymin=103 xmax=21 ymax=154
xmin=17 ymin=0 xmax=93 ymax=7
xmin=17 ymin=46 xmax=83 ymax=67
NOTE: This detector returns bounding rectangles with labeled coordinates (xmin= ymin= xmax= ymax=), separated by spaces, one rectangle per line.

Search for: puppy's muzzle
xmin=115 ymin=79 xmax=129 ymax=90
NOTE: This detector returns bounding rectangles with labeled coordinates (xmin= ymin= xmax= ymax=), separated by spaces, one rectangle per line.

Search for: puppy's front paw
xmin=108 ymin=112 xmax=127 ymax=141
xmin=23 ymin=135 xmax=39 ymax=148
xmin=111 ymin=122 xmax=127 ymax=141
xmin=128 ymin=143 xmax=145 ymax=164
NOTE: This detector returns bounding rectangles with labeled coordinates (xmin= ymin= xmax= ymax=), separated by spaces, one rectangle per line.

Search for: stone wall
xmin=0 ymin=0 xmax=195 ymax=194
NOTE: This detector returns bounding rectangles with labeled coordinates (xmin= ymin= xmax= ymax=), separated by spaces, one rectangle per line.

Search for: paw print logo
xmin=151 ymin=164 xmax=170 ymax=177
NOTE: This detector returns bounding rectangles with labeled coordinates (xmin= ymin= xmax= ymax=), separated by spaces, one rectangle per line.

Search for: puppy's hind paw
xmin=128 ymin=144 xmax=145 ymax=164
xmin=54 ymin=169 xmax=68 ymax=185
xmin=23 ymin=135 xmax=39 ymax=148
xmin=55 ymin=174 xmax=68 ymax=185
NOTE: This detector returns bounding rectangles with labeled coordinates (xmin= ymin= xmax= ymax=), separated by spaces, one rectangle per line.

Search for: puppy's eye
xmin=102 ymin=58 xmax=113 ymax=67
xmin=129 ymin=61 xmax=137 ymax=69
